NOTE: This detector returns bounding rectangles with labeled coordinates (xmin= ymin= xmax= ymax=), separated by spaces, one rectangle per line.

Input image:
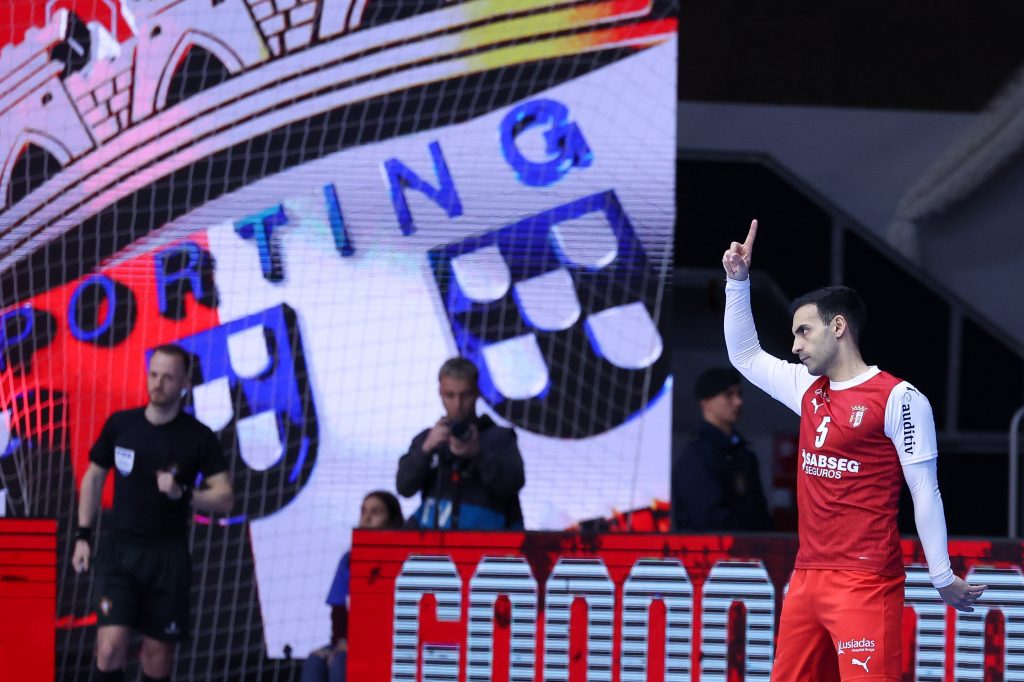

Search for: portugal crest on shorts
xmin=850 ymin=405 xmax=867 ymax=428
xmin=99 ymin=596 xmax=112 ymax=616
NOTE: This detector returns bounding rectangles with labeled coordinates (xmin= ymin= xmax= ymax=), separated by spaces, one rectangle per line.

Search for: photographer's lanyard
xmin=431 ymin=451 xmax=445 ymax=528
xmin=449 ymin=464 xmax=462 ymax=530
xmin=428 ymin=450 xmax=462 ymax=529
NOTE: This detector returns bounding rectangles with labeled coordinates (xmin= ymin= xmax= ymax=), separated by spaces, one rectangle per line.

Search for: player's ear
xmin=833 ymin=314 xmax=848 ymax=339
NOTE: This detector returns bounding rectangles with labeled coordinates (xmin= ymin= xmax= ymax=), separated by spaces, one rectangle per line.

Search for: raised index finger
xmin=743 ymin=219 xmax=759 ymax=251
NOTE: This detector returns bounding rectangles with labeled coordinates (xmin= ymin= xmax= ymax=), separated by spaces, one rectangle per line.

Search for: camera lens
xmin=450 ymin=421 xmax=472 ymax=441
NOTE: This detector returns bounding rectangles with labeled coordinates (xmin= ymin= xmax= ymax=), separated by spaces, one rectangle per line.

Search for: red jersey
xmin=724 ymin=279 xmax=942 ymax=578
xmin=796 ymin=371 xmax=906 ymax=575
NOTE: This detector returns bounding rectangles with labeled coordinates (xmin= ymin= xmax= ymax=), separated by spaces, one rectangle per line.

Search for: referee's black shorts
xmin=93 ymin=532 xmax=191 ymax=641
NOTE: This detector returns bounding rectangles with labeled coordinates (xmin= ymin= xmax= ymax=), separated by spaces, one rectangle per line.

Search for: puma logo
xmin=811 ymin=388 xmax=830 ymax=414
xmin=852 ymin=656 xmax=870 ymax=672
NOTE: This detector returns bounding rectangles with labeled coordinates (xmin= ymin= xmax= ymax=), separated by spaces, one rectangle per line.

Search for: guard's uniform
xmin=724 ymin=278 xmax=944 ymax=682
xmin=90 ymin=407 xmax=227 ymax=641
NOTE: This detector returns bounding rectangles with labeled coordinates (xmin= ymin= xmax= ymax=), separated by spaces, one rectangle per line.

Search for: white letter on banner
xmin=466 ymin=556 xmax=537 ymax=682
xmin=544 ymin=558 xmax=615 ymax=682
xmin=954 ymin=566 xmax=1024 ymax=681
xmin=905 ymin=564 xmax=947 ymax=681
xmin=391 ymin=555 xmax=462 ymax=682
xmin=701 ymin=560 xmax=775 ymax=682
xmin=620 ymin=558 xmax=693 ymax=682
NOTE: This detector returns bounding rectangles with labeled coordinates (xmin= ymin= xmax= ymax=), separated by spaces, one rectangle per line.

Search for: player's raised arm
xmin=722 ymin=219 xmax=758 ymax=280
xmin=722 ymin=220 xmax=812 ymax=415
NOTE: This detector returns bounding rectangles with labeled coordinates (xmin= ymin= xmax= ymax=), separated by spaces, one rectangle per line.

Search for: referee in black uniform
xmin=72 ymin=344 xmax=234 ymax=682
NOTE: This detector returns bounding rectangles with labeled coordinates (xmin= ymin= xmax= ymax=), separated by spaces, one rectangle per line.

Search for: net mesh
xmin=0 ymin=0 xmax=677 ymax=678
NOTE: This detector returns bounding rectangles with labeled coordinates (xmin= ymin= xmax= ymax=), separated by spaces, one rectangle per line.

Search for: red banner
xmin=0 ymin=519 xmax=56 ymax=682
xmin=348 ymin=531 xmax=1024 ymax=681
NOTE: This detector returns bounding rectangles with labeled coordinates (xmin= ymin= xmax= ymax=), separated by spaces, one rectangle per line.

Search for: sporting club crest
xmin=429 ymin=190 xmax=668 ymax=439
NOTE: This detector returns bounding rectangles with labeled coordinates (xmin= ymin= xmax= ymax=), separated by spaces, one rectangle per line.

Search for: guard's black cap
xmin=694 ymin=367 xmax=741 ymax=400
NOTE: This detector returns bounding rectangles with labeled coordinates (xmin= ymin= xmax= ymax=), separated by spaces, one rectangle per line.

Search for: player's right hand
xmin=422 ymin=419 xmax=452 ymax=453
xmin=937 ymin=576 xmax=987 ymax=612
xmin=71 ymin=539 xmax=91 ymax=574
xmin=722 ymin=219 xmax=758 ymax=281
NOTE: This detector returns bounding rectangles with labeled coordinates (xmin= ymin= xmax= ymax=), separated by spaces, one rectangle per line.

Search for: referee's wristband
xmin=74 ymin=527 xmax=92 ymax=546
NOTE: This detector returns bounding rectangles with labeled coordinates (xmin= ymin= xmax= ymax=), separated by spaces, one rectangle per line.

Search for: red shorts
xmin=771 ymin=569 xmax=904 ymax=681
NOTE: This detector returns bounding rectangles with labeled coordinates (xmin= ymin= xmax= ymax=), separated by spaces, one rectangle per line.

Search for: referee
xmin=72 ymin=344 xmax=234 ymax=682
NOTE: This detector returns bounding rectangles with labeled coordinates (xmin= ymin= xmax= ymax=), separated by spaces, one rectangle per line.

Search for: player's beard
xmin=805 ymin=347 xmax=838 ymax=377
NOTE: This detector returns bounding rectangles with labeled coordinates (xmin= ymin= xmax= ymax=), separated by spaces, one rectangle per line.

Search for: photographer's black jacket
xmin=397 ymin=415 xmax=525 ymax=529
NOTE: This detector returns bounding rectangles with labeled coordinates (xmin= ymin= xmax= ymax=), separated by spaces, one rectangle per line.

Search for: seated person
xmin=301 ymin=491 xmax=404 ymax=682
xmin=397 ymin=357 xmax=525 ymax=529
xmin=672 ymin=367 xmax=773 ymax=532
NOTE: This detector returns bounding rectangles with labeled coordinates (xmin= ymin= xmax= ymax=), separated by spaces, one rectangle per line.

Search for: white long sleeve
xmin=724 ymin=277 xmax=815 ymax=416
xmin=903 ymin=459 xmax=955 ymax=588
xmin=883 ymin=382 xmax=939 ymax=466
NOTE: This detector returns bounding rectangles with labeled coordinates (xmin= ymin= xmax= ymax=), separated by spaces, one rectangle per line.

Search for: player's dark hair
xmin=364 ymin=490 xmax=404 ymax=529
xmin=438 ymin=356 xmax=479 ymax=388
xmin=789 ymin=286 xmax=867 ymax=345
xmin=151 ymin=343 xmax=193 ymax=375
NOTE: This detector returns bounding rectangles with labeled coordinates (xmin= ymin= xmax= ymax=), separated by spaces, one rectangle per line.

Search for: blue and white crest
xmin=429 ymin=190 xmax=668 ymax=439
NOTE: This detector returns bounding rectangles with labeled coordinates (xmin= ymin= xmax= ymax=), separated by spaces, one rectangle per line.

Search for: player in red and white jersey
xmin=721 ymin=220 xmax=986 ymax=681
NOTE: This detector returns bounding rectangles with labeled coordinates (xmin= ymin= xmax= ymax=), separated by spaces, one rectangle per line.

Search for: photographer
xmin=396 ymin=357 xmax=525 ymax=530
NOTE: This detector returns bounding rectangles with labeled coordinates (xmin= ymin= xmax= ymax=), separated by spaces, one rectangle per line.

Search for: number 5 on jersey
xmin=815 ymin=416 xmax=831 ymax=448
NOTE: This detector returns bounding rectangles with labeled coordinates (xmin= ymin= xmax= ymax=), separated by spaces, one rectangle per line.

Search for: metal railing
xmin=1010 ymin=406 xmax=1024 ymax=538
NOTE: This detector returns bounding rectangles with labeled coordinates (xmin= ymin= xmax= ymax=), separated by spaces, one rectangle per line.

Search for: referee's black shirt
xmin=89 ymin=407 xmax=228 ymax=539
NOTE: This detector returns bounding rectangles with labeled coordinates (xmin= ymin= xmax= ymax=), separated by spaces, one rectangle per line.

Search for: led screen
xmin=0 ymin=0 xmax=676 ymax=675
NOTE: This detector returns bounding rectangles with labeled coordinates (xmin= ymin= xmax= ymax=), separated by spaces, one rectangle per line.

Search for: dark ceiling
xmin=679 ymin=0 xmax=1024 ymax=111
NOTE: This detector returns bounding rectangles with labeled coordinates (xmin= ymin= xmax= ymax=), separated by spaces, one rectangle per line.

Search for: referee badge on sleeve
xmin=115 ymin=446 xmax=135 ymax=475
